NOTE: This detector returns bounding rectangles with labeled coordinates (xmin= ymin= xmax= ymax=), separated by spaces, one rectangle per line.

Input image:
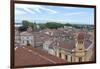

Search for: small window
xmin=59 ymin=53 xmax=62 ymax=58
xmin=65 ymin=55 xmax=67 ymax=60
xmin=71 ymin=56 xmax=72 ymax=62
xmin=27 ymin=37 xmax=29 ymax=39
xmin=79 ymin=57 xmax=82 ymax=62
xmin=79 ymin=48 xmax=82 ymax=50
xmin=27 ymin=41 xmax=29 ymax=44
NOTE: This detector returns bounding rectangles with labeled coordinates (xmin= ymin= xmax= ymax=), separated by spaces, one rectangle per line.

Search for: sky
xmin=15 ymin=4 xmax=94 ymax=25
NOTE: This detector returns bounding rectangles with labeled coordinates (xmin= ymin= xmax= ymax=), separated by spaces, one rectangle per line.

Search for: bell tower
xmin=74 ymin=32 xmax=86 ymax=62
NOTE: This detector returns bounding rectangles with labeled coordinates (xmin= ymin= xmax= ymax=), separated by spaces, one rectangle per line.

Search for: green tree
xmin=22 ymin=20 xmax=34 ymax=29
xmin=65 ymin=23 xmax=72 ymax=26
xmin=45 ymin=22 xmax=63 ymax=29
xmin=18 ymin=20 xmax=35 ymax=32
xmin=38 ymin=24 xmax=46 ymax=29
xmin=18 ymin=26 xmax=27 ymax=32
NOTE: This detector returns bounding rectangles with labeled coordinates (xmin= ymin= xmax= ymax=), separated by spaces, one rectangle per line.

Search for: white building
xmin=43 ymin=32 xmax=94 ymax=62
xmin=43 ymin=39 xmax=53 ymax=51
xmin=19 ymin=27 xmax=34 ymax=47
xmin=20 ymin=33 xmax=34 ymax=46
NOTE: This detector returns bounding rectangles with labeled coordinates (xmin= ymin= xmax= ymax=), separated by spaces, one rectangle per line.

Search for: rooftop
xmin=15 ymin=46 xmax=67 ymax=67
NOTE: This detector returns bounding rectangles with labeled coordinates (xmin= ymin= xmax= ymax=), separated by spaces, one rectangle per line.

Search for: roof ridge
xmin=27 ymin=48 xmax=57 ymax=64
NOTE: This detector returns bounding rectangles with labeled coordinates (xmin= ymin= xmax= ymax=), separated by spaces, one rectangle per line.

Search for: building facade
xmin=15 ymin=27 xmax=34 ymax=47
xmin=43 ymin=32 xmax=94 ymax=62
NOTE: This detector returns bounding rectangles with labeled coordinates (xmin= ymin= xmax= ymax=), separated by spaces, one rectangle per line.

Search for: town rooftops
xmin=49 ymin=36 xmax=92 ymax=51
xmin=20 ymin=31 xmax=33 ymax=36
xmin=15 ymin=46 xmax=67 ymax=67
xmin=77 ymin=32 xmax=86 ymax=40
xmin=20 ymin=27 xmax=33 ymax=36
xmin=61 ymin=39 xmax=92 ymax=51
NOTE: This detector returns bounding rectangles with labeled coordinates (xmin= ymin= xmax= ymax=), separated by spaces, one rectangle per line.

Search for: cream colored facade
xmin=47 ymin=33 xmax=94 ymax=63
xmin=15 ymin=27 xmax=34 ymax=47
xmin=55 ymin=48 xmax=72 ymax=62
xmin=54 ymin=45 xmax=94 ymax=63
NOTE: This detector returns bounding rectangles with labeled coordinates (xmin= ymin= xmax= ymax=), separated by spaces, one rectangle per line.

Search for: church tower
xmin=74 ymin=32 xmax=86 ymax=62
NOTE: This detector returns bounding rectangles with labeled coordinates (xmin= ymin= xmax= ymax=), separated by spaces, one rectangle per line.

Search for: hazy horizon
xmin=15 ymin=4 xmax=94 ymax=25
xmin=15 ymin=20 xmax=94 ymax=25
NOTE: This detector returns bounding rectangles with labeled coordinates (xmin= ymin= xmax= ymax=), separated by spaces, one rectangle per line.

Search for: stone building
xmin=43 ymin=32 xmax=94 ymax=62
xmin=15 ymin=27 xmax=34 ymax=47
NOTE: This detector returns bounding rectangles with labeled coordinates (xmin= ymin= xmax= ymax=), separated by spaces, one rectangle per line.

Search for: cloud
xmin=15 ymin=9 xmax=26 ymax=15
xmin=65 ymin=12 xmax=87 ymax=16
xmin=15 ymin=4 xmax=58 ymax=15
xmin=15 ymin=4 xmax=36 ymax=15
xmin=45 ymin=8 xmax=57 ymax=14
xmin=40 ymin=6 xmax=57 ymax=14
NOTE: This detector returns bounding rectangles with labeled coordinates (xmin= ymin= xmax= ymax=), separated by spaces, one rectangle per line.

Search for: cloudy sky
xmin=15 ymin=4 xmax=94 ymax=25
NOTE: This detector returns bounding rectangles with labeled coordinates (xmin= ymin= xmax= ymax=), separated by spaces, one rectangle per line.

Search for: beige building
xmin=15 ymin=27 xmax=94 ymax=63
xmin=43 ymin=32 xmax=94 ymax=63
xmin=15 ymin=27 xmax=34 ymax=47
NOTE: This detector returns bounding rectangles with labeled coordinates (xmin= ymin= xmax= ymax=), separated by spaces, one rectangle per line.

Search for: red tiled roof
xmin=15 ymin=46 xmax=67 ymax=67
xmin=28 ymin=46 xmax=67 ymax=63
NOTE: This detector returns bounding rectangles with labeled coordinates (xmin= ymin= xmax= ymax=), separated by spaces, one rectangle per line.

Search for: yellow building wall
xmin=56 ymin=48 xmax=60 ymax=57
xmin=67 ymin=55 xmax=71 ymax=62
xmin=56 ymin=48 xmax=72 ymax=62
xmin=55 ymin=46 xmax=94 ymax=63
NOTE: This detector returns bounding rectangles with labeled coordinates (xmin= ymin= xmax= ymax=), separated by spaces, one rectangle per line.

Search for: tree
xmin=22 ymin=20 xmax=34 ymax=28
xmin=65 ymin=23 xmax=72 ymax=26
xmin=18 ymin=26 xmax=27 ymax=32
xmin=45 ymin=22 xmax=63 ymax=29
xmin=22 ymin=20 xmax=29 ymax=28
xmin=38 ymin=24 xmax=46 ymax=29
xmin=18 ymin=20 xmax=35 ymax=31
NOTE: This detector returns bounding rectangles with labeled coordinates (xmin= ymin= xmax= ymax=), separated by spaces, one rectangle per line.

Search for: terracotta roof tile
xmin=15 ymin=46 xmax=67 ymax=67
